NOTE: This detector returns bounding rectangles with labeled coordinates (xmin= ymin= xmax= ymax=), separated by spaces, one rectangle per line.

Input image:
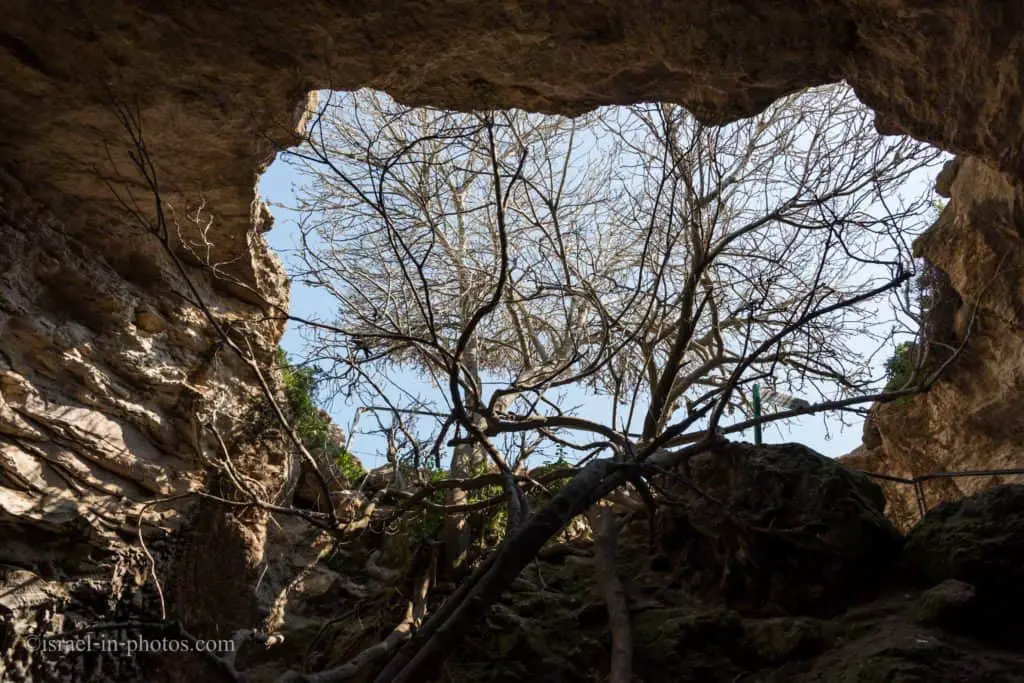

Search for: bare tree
xmin=260 ymin=84 xmax=948 ymax=682
xmin=102 ymin=83 xmax=954 ymax=683
xmin=289 ymin=85 xmax=941 ymax=443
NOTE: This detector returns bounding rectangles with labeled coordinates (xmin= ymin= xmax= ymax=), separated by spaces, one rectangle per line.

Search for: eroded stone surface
xmin=0 ymin=167 xmax=292 ymax=680
xmin=4 ymin=1 xmax=1024 ymax=260
xmin=842 ymin=155 xmax=1024 ymax=527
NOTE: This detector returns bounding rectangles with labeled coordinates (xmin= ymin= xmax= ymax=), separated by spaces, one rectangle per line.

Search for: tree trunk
xmin=374 ymin=459 xmax=626 ymax=683
xmin=442 ymin=438 xmax=486 ymax=574
xmin=587 ymin=506 xmax=634 ymax=683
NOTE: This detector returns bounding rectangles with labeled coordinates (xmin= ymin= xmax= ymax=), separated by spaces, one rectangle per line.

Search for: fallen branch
xmin=373 ymin=436 xmax=715 ymax=683
xmin=374 ymin=456 xmax=624 ymax=683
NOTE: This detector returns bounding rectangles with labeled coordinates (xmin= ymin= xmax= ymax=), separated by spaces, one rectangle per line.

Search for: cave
xmin=1 ymin=3 xmax=1023 ymax=682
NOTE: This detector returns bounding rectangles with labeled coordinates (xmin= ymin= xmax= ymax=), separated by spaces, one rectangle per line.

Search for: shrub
xmin=884 ymin=341 xmax=921 ymax=391
xmin=882 ymin=256 xmax=961 ymax=396
xmin=274 ymin=348 xmax=364 ymax=483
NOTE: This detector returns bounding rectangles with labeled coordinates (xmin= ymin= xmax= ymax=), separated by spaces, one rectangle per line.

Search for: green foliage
xmin=408 ymin=467 xmax=449 ymax=542
xmin=530 ymin=456 xmax=573 ymax=497
xmin=467 ymin=460 xmax=506 ymax=545
xmin=884 ymin=341 xmax=920 ymax=392
xmin=274 ymin=348 xmax=365 ymax=483
xmin=340 ymin=446 xmax=369 ymax=485
xmin=468 ymin=459 xmax=503 ymax=501
xmin=883 ymin=259 xmax=956 ymax=396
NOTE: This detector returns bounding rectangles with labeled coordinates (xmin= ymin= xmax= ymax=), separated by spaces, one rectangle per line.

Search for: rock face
xmin=4 ymin=2 xmax=1024 ymax=184
xmin=900 ymin=156 xmax=1024 ymax=480
xmin=2 ymin=1 xmax=1024 ymax=681
xmin=0 ymin=162 xmax=296 ymax=679
xmin=656 ymin=443 xmax=902 ymax=617
xmin=841 ymin=154 xmax=1024 ymax=529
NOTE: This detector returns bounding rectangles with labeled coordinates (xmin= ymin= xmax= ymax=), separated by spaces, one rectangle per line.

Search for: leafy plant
xmin=884 ymin=341 xmax=920 ymax=391
xmin=530 ymin=457 xmax=572 ymax=497
xmin=274 ymin=348 xmax=365 ymax=484
xmin=883 ymin=258 xmax=958 ymax=396
xmin=409 ymin=467 xmax=449 ymax=542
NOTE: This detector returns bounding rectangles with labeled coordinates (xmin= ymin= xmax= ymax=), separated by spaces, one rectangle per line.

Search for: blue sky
xmin=257 ymin=95 xmax=941 ymax=470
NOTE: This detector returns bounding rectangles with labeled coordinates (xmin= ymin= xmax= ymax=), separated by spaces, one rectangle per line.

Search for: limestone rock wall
xmin=842 ymin=155 xmax=1024 ymax=529
xmin=5 ymin=2 xmax=1024 ymax=221
xmin=0 ymin=166 xmax=295 ymax=677
xmin=909 ymin=156 xmax=1024 ymax=484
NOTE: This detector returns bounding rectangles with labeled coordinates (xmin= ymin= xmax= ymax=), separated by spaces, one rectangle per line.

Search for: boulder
xmin=901 ymin=484 xmax=1024 ymax=639
xmin=902 ymin=484 xmax=1024 ymax=594
xmin=656 ymin=442 xmax=903 ymax=616
xmin=909 ymin=579 xmax=978 ymax=630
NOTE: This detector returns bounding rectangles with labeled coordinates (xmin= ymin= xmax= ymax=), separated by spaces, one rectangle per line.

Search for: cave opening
xmin=256 ymin=84 xmax=948 ymax=475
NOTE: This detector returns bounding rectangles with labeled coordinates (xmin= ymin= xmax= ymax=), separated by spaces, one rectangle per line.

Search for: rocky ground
xmin=6 ymin=441 xmax=1021 ymax=682
xmin=426 ymin=445 xmax=1024 ymax=683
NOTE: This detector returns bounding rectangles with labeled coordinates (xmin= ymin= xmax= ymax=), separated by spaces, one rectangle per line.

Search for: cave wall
xmin=1 ymin=0 xmax=1024 ymax=673
xmin=6 ymin=1 xmax=1024 ymax=229
xmin=909 ymin=156 xmax=1024 ymax=487
xmin=843 ymin=155 xmax=1024 ymax=530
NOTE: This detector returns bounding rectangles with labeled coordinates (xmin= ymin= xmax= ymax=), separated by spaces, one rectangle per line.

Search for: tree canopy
xmin=285 ymin=84 xmax=941 ymax=473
